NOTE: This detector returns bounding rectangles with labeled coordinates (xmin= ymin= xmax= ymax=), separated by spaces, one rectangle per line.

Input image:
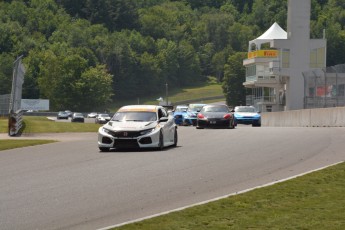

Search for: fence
xmin=303 ymin=64 xmax=345 ymax=108
xmin=0 ymin=94 xmax=10 ymax=117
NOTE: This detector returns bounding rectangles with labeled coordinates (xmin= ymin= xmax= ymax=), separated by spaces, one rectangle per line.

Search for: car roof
xmin=204 ymin=104 xmax=228 ymax=107
xmin=189 ymin=103 xmax=207 ymax=106
xmin=118 ymin=105 xmax=160 ymax=113
xmin=235 ymin=106 xmax=254 ymax=108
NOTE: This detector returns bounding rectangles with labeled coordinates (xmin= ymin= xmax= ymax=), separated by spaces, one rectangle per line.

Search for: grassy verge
xmin=109 ymin=82 xmax=224 ymax=112
xmin=114 ymin=162 xmax=345 ymax=230
xmin=0 ymin=116 xmax=7 ymax=133
xmin=20 ymin=116 xmax=101 ymax=133
xmin=0 ymin=139 xmax=57 ymax=151
xmin=0 ymin=116 xmax=101 ymax=133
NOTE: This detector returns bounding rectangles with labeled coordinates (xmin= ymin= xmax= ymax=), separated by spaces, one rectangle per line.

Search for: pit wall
xmin=262 ymin=107 xmax=345 ymax=127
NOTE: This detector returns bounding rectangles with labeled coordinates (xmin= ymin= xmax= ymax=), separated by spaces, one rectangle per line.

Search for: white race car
xmin=98 ymin=105 xmax=178 ymax=152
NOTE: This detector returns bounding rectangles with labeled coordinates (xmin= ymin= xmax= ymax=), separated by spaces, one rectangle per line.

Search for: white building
xmin=243 ymin=0 xmax=327 ymax=112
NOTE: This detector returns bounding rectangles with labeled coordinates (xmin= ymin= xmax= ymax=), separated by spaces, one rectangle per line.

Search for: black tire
xmin=252 ymin=121 xmax=261 ymax=127
xmin=158 ymin=131 xmax=164 ymax=150
xmin=196 ymin=126 xmax=204 ymax=129
xmin=173 ymin=128 xmax=178 ymax=147
xmin=99 ymin=147 xmax=110 ymax=152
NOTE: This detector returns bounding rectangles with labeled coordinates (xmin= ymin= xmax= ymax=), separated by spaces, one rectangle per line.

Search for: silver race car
xmin=98 ymin=105 xmax=178 ymax=151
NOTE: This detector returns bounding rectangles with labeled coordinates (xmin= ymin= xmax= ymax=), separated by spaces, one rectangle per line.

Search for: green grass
xmin=20 ymin=116 xmax=101 ymax=133
xmin=0 ymin=116 xmax=101 ymax=133
xmin=109 ymin=82 xmax=224 ymax=112
xmin=0 ymin=116 xmax=7 ymax=133
xmin=0 ymin=139 xmax=57 ymax=151
xmin=114 ymin=162 xmax=345 ymax=230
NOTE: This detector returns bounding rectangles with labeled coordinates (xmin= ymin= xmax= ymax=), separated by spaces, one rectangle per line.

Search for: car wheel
xmin=173 ymin=128 xmax=178 ymax=147
xmin=99 ymin=147 xmax=110 ymax=152
xmin=196 ymin=126 xmax=204 ymax=129
xmin=158 ymin=130 xmax=164 ymax=150
xmin=252 ymin=121 xmax=261 ymax=127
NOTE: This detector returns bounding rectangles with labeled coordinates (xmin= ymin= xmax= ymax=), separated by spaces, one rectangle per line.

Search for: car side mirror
xmin=159 ymin=117 xmax=168 ymax=122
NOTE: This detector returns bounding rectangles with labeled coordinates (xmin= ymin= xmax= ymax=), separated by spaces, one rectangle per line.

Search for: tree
xmin=0 ymin=53 xmax=14 ymax=95
xmin=138 ymin=2 xmax=194 ymax=41
xmin=75 ymin=65 xmax=113 ymax=111
xmin=35 ymin=43 xmax=113 ymax=111
xmin=176 ymin=39 xmax=202 ymax=86
xmin=222 ymin=52 xmax=247 ymax=107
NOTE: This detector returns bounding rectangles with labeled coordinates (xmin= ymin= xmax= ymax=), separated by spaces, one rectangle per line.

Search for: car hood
xmin=103 ymin=121 xmax=157 ymax=131
xmin=235 ymin=112 xmax=259 ymax=117
xmin=203 ymin=112 xmax=227 ymax=118
xmin=173 ymin=112 xmax=186 ymax=115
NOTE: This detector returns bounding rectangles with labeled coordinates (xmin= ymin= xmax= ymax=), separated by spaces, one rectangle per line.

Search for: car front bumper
xmin=98 ymin=127 xmax=161 ymax=149
xmin=197 ymin=118 xmax=231 ymax=128
xmin=235 ymin=117 xmax=261 ymax=124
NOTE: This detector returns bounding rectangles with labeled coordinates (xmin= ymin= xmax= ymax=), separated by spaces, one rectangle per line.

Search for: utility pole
xmin=165 ymin=82 xmax=169 ymax=105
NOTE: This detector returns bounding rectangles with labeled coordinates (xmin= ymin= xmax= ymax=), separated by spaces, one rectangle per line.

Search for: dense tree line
xmin=0 ymin=0 xmax=344 ymax=110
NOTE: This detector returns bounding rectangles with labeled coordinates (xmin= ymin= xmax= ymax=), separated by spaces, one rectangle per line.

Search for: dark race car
xmin=196 ymin=104 xmax=235 ymax=129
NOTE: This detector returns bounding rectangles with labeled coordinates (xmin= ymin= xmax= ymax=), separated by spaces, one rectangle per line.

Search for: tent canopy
xmin=249 ymin=22 xmax=287 ymax=51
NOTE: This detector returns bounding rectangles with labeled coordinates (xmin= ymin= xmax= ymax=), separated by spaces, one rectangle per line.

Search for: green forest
xmin=1 ymin=0 xmax=344 ymax=111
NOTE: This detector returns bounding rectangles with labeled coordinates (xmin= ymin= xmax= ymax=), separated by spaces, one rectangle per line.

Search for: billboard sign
xmin=21 ymin=99 xmax=50 ymax=111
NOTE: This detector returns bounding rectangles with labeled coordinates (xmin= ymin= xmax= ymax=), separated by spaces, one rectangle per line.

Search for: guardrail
xmin=262 ymin=107 xmax=345 ymax=127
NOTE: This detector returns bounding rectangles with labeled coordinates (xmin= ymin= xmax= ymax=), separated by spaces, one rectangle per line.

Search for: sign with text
xmin=21 ymin=99 xmax=50 ymax=111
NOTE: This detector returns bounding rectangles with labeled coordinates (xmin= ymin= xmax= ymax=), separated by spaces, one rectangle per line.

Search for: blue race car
xmin=183 ymin=103 xmax=207 ymax=126
xmin=173 ymin=105 xmax=189 ymax=125
xmin=233 ymin=106 xmax=261 ymax=127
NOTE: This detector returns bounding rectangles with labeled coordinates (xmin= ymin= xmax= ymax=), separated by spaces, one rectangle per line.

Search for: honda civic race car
xmin=98 ymin=105 xmax=178 ymax=152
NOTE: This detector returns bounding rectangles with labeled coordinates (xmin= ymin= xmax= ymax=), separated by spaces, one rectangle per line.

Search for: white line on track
xmin=97 ymin=161 xmax=344 ymax=230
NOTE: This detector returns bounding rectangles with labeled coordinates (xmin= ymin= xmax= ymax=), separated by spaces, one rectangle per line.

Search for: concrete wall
xmin=262 ymin=107 xmax=345 ymax=127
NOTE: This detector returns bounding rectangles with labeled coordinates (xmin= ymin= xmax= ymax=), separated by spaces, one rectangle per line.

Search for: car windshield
xmin=203 ymin=106 xmax=229 ymax=113
xmin=188 ymin=104 xmax=205 ymax=112
xmin=74 ymin=113 xmax=83 ymax=116
xmin=175 ymin=107 xmax=188 ymax=112
xmin=235 ymin=107 xmax=256 ymax=112
xmin=111 ymin=112 xmax=157 ymax=122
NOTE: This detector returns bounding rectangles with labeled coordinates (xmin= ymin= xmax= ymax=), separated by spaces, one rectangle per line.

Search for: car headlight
xmin=102 ymin=127 xmax=112 ymax=134
xmin=140 ymin=128 xmax=155 ymax=135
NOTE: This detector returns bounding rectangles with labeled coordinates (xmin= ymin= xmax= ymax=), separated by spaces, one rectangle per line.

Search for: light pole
xmin=165 ymin=82 xmax=169 ymax=105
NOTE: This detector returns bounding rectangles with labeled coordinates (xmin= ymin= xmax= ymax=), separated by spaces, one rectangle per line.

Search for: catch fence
xmin=303 ymin=64 xmax=345 ymax=108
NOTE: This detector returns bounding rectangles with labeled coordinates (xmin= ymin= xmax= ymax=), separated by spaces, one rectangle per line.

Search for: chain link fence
xmin=0 ymin=94 xmax=10 ymax=117
xmin=303 ymin=64 xmax=345 ymax=108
